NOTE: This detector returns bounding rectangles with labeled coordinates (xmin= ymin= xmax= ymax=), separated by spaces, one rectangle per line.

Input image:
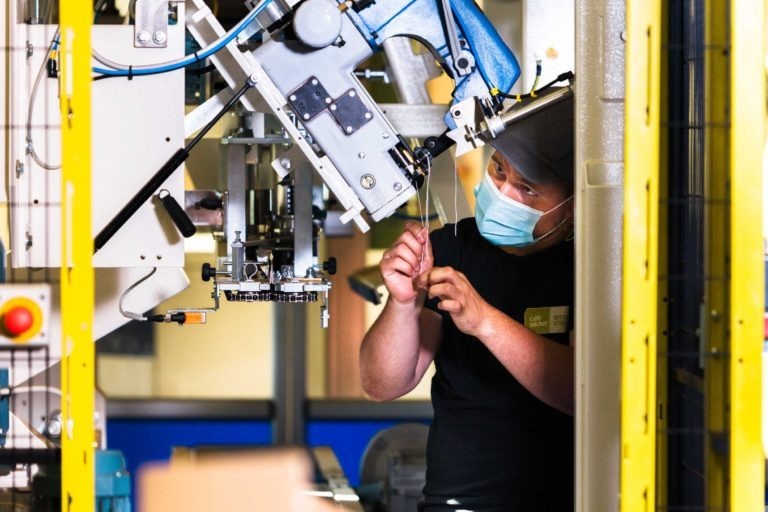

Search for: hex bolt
xmin=136 ymin=30 xmax=150 ymax=44
xmin=153 ymin=31 xmax=167 ymax=44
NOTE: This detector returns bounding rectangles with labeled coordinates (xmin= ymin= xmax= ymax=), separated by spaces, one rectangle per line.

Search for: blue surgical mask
xmin=474 ymin=172 xmax=572 ymax=248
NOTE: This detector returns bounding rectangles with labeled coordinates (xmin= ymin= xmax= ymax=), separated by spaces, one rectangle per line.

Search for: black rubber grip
xmin=160 ymin=192 xmax=196 ymax=238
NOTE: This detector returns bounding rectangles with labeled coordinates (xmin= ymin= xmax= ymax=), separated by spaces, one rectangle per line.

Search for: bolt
xmin=153 ymin=31 xmax=167 ymax=44
xmin=358 ymin=152 xmax=365 ymax=159
xmin=290 ymin=94 xmax=297 ymax=101
xmin=303 ymin=113 xmax=310 ymax=120
xmin=136 ymin=30 xmax=150 ymax=44
xmin=382 ymin=133 xmax=390 ymax=139
xmin=330 ymin=104 xmax=337 ymax=111
xmin=280 ymin=158 xmax=291 ymax=169
xmin=325 ymin=97 xmax=332 ymax=104
xmin=364 ymin=112 xmax=372 ymax=119
xmin=360 ymin=174 xmax=375 ymax=189
xmin=393 ymin=182 xmax=402 ymax=191
xmin=349 ymin=90 xmax=356 ymax=97
xmin=346 ymin=126 xmax=353 ymax=133
xmin=311 ymin=78 xmax=318 ymax=85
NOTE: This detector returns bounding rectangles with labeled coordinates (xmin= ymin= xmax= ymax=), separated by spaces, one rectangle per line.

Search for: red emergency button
xmin=0 ymin=297 xmax=43 ymax=343
xmin=3 ymin=306 xmax=34 ymax=337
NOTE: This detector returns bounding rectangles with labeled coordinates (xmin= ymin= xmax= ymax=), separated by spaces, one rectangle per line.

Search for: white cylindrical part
xmin=293 ymin=0 xmax=342 ymax=49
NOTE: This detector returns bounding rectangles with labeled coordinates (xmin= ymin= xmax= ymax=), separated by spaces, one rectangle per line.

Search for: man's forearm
xmin=476 ymin=307 xmax=574 ymax=415
xmin=360 ymin=297 xmax=427 ymax=401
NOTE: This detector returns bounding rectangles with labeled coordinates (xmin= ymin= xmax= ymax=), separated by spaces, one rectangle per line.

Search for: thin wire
xmin=118 ymin=267 xmax=157 ymax=321
xmin=453 ymin=153 xmax=458 ymax=236
xmin=26 ymin=28 xmax=61 ymax=171
xmin=92 ymin=0 xmax=272 ymax=77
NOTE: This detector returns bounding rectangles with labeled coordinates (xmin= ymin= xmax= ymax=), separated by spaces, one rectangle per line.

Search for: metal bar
xmin=273 ymin=303 xmax=307 ymax=444
xmin=59 ymin=0 xmax=95 ymax=510
xmin=225 ymin=144 xmax=248 ymax=261
xmin=292 ymin=163 xmax=313 ymax=278
xmin=574 ymin=1 xmax=625 ymax=511
xmin=656 ymin=3 xmax=670 ymax=507
xmin=703 ymin=0 xmax=728 ymax=507
xmin=622 ymin=2 xmax=661 ymax=512
xmin=728 ymin=1 xmax=764 ymax=510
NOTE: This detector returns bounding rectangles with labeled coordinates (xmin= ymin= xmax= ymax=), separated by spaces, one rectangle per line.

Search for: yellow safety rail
xmin=622 ymin=1 xmax=660 ymax=512
xmin=729 ymin=1 xmax=764 ymax=510
xmin=703 ymin=0 xmax=728 ymax=507
xmin=59 ymin=0 xmax=95 ymax=510
xmin=655 ymin=4 xmax=669 ymax=508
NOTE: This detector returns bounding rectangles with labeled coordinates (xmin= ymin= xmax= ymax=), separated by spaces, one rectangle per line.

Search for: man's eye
xmin=515 ymin=183 xmax=538 ymax=196
xmin=492 ymin=162 xmax=505 ymax=176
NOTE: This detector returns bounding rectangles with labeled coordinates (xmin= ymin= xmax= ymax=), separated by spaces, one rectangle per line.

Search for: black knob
xmin=201 ymin=262 xmax=216 ymax=282
xmin=323 ymin=257 xmax=337 ymax=275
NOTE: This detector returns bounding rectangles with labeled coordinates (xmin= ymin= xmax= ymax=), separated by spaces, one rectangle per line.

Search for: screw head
xmin=360 ymin=174 xmax=376 ymax=189
xmin=153 ymin=31 xmax=167 ymax=44
xmin=136 ymin=30 xmax=150 ymax=43
xmin=393 ymin=182 xmax=402 ymax=191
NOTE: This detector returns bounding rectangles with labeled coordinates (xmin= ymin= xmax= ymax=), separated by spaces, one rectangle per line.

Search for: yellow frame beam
xmin=59 ymin=0 xmax=95 ymax=510
xmin=729 ymin=1 xmax=764 ymax=510
xmin=622 ymin=2 xmax=660 ymax=512
xmin=703 ymin=0 xmax=728 ymax=506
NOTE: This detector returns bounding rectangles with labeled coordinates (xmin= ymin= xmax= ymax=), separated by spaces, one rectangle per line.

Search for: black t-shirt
xmin=423 ymin=218 xmax=574 ymax=511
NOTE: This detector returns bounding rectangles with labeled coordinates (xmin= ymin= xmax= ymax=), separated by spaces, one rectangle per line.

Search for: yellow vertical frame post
xmin=59 ymin=0 xmax=95 ymax=511
xmin=703 ymin=0 xmax=728 ymax=506
xmin=655 ymin=3 xmax=669 ymax=508
xmin=729 ymin=1 xmax=764 ymax=510
xmin=622 ymin=1 xmax=660 ymax=512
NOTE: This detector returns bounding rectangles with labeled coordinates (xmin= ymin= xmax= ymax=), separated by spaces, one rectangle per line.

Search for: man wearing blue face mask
xmin=360 ymin=87 xmax=575 ymax=512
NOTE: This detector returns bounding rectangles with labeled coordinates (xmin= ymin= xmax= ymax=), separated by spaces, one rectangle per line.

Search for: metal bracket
xmin=135 ymin=0 xmax=169 ymax=48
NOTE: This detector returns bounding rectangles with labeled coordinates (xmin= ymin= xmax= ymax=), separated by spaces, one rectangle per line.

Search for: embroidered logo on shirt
xmin=524 ymin=306 xmax=570 ymax=334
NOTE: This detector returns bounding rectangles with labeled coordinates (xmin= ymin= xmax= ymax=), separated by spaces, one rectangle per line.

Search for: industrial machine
xmin=0 ymin=0 xmax=581 ymax=508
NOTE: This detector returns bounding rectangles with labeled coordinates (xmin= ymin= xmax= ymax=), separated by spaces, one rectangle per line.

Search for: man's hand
xmin=380 ymin=222 xmax=434 ymax=305
xmin=417 ymin=266 xmax=493 ymax=337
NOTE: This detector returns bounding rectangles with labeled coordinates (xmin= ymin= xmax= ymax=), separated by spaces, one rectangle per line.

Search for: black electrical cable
xmin=188 ymin=64 xmax=217 ymax=76
xmin=94 ymin=77 xmax=255 ymax=253
xmin=496 ymin=71 xmax=574 ymax=101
